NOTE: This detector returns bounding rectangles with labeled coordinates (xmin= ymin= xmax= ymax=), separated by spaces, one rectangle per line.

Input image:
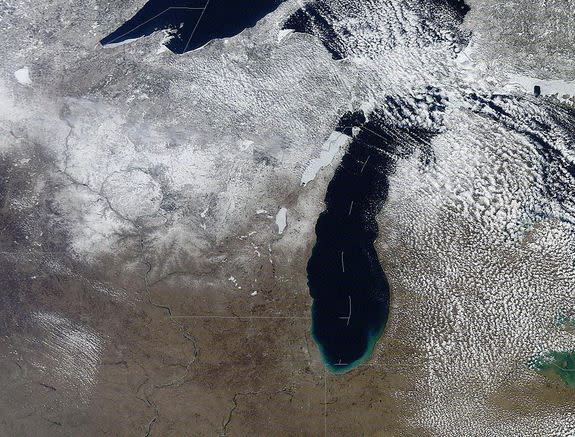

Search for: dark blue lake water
xmin=101 ymin=0 xmax=285 ymax=54
xmin=308 ymin=110 xmax=436 ymax=372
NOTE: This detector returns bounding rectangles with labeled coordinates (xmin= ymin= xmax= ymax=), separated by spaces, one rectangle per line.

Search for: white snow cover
xmin=101 ymin=169 xmax=163 ymax=221
xmin=1 ymin=0 xmax=575 ymax=433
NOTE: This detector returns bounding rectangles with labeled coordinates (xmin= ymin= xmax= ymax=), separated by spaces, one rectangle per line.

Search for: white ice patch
xmin=102 ymin=36 xmax=145 ymax=48
xmin=507 ymin=74 xmax=575 ymax=100
xmin=301 ymin=131 xmax=351 ymax=186
xmin=277 ymin=29 xmax=294 ymax=43
xmin=275 ymin=207 xmax=287 ymax=234
xmin=156 ymin=44 xmax=170 ymax=54
xmin=14 ymin=67 xmax=32 ymax=85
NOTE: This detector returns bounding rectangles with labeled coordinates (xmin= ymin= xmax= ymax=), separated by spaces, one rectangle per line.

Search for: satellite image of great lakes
xmin=103 ymin=0 xmax=399 ymax=372
xmin=3 ymin=0 xmax=575 ymax=435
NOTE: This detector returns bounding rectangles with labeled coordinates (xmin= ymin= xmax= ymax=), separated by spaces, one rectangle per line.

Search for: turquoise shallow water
xmin=313 ymin=311 xmax=386 ymax=374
